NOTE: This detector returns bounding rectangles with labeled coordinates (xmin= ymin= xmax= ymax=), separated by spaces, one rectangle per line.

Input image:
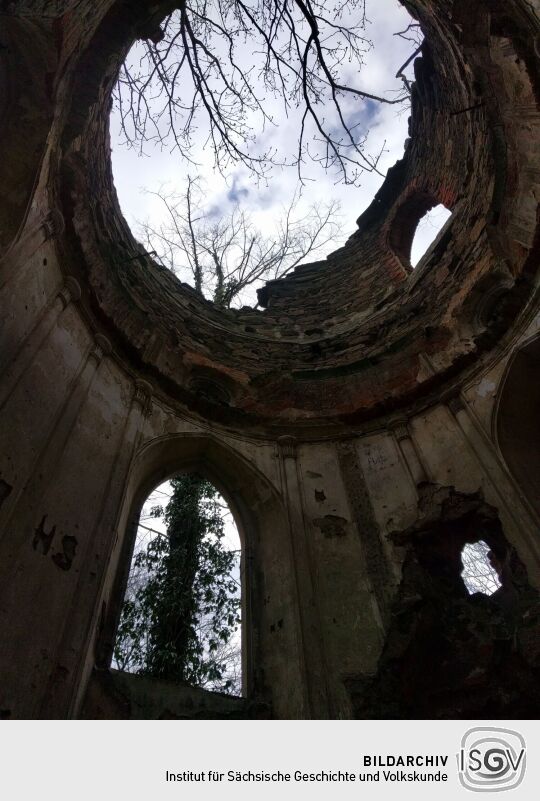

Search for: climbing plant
xmin=113 ymin=474 xmax=241 ymax=693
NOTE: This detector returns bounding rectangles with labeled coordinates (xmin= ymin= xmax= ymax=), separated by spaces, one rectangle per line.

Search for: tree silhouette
xmin=115 ymin=0 xmax=414 ymax=184
xmin=138 ymin=177 xmax=342 ymax=307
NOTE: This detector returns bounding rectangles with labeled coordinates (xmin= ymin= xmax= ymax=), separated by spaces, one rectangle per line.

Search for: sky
xmin=110 ymin=0 xmax=451 ymax=304
xmin=117 ymin=479 xmax=243 ymax=692
xmin=107 ymin=2 xmax=467 ymax=688
xmin=138 ymin=481 xmax=241 ymax=554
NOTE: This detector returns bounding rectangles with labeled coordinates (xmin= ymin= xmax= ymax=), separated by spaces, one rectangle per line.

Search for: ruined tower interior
xmin=1 ymin=0 xmax=539 ymax=719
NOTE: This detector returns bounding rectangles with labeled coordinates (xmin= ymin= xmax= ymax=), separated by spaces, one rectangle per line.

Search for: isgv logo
xmin=458 ymin=727 xmax=526 ymax=792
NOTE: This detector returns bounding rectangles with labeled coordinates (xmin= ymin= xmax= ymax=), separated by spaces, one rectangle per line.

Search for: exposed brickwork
xmin=1 ymin=0 xmax=539 ymax=721
xmin=29 ymin=0 xmax=537 ymax=426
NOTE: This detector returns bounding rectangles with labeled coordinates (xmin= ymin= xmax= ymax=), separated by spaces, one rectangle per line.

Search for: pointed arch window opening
xmin=111 ymin=475 xmax=243 ymax=697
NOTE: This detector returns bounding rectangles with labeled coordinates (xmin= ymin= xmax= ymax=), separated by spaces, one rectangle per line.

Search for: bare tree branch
xmin=114 ymin=0 xmax=418 ymax=185
xmin=137 ymin=178 xmax=343 ymax=307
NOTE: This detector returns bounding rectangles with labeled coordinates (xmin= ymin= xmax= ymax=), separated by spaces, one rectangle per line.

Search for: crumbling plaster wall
xmin=1 ymin=245 xmax=538 ymax=719
xmin=0 ymin=0 xmax=539 ymax=719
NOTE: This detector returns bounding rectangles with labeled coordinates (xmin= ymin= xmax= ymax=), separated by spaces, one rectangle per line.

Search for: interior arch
xmin=94 ymin=432 xmax=287 ymax=710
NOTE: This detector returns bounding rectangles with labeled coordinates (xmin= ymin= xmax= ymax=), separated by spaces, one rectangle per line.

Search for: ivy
xmin=113 ymin=474 xmax=241 ymax=693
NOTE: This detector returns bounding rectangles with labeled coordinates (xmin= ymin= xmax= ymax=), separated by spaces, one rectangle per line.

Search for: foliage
xmin=113 ymin=474 xmax=241 ymax=693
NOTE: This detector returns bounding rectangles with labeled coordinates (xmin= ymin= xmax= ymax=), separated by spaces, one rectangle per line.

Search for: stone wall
xmin=0 ymin=0 xmax=539 ymax=719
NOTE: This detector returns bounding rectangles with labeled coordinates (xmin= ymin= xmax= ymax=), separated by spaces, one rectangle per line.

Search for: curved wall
xmin=0 ymin=0 xmax=539 ymax=719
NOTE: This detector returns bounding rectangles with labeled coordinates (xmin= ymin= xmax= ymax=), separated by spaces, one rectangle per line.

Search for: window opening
xmin=112 ymin=474 xmax=242 ymax=695
xmin=460 ymin=540 xmax=502 ymax=596
xmin=410 ymin=203 xmax=452 ymax=267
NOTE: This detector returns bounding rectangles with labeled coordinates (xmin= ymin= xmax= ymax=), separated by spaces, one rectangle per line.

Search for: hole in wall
xmin=111 ymin=473 xmax=243 ymax=696
xmin=461 ymin=539 xmax=502 ymax=596
xmin=389 ymin=194 xmax=451 ymax=269
xmin=497 ymin=334 xmax=540 ymax=518
xmin=110 ymin=0 xmax=421 ymax=307
xmin=410 ymin=204 xmax=452 ymax=267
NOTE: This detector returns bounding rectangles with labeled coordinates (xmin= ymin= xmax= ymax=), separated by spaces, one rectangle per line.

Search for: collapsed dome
xmin=46 ymin=0 xmax=540 ymax=429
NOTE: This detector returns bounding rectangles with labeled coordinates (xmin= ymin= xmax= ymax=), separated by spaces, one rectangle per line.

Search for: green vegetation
xmin=113 ymin=474 xmax=241 ymax=693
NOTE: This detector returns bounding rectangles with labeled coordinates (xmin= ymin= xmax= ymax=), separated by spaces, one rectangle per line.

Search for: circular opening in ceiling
xmin=54 ymin=0 xmax=539 ymax=426
xmin=110 ymin=0 xmax=422 ymax=308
